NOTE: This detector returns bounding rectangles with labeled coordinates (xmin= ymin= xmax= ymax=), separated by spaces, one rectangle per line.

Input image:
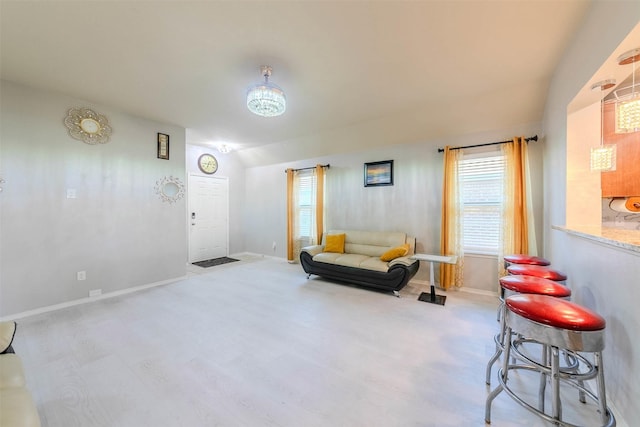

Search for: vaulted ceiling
xmin=1 ymin=1 xmax=590 ymax=160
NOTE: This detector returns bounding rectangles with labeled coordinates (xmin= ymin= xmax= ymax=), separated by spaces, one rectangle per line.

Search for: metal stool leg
xmin=485 ymin=325 xmax=512 ymax=423
xmin=595 ymin=352 xmax=610 ymax=426
xmin=486 ymin=302 xmax=506 ymax=385
xmin=538 ymin=344 xmax=549 ymax=412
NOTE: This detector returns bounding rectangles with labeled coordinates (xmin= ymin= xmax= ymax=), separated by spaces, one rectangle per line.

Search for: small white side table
xmin=411 ymin=253 xmax=458 ymax=305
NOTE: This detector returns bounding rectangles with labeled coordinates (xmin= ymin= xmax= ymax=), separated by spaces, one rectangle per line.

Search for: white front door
xmin=188 ymin=175 xmax=229 ymax=263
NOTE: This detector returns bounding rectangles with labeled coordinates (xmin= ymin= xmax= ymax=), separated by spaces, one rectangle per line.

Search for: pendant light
xmin=590 ymin=79 xmax=617 ymax=172
xmin=614 ymin=48 xmax=640 ymax=133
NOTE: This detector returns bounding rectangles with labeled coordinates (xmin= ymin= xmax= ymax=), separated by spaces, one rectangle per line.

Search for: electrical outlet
xmin=272 ymin=241 xmax=277 ymax=251
xmin=77 ymin=271 xmax=86 ymax=281
xmin=89 ymin=289 xmax=102 ymax=297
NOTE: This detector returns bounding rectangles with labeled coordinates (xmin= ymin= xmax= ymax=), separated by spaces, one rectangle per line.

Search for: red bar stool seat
xmin=507 ymin=264 xmax=567 ymax=282
xmin=499 ymin=275 xmax=570 ymax=298
xmin=503 ymin=254 xmax=550 ymax=266
xmin=507 ymin=295 xmax=605 ymax=331
xmin=486 ymin=294 xmax=615 ymax=426
xmin=486 ymin=276 xmax=571 ymax=385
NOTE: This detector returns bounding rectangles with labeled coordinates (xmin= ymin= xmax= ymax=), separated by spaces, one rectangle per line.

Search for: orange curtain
xmin=286 ymin=168 xmax=294 ymax=261
xmin=439 ymin=147 xmax=464 ymax=290
xmin=500 ymin=137 xmax=530 ymax=275
xmin=315 ymin=164 xmax=325 ymax=244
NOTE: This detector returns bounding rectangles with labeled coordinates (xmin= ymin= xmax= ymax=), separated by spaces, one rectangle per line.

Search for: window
xmin=459 ymin=153 xmax=505 ymax=255
xmin=296 ymin=171 xmax=316 ymax=240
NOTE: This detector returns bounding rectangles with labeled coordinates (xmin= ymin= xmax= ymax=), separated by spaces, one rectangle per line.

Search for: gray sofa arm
xmin=388 ymin=256 xmax=417 ymax=268
xmin=301 ymin=245 xmax=324 ymax=257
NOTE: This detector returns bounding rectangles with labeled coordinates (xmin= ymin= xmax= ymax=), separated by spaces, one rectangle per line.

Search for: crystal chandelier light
xmin=614 ymin=48 xmax=640 ymax=133
xmin=246 ymin=65 xmax=286 ymax=117
xmin=590 ymin=144 xmax=617 ymax=172
xmin=590 ymin=80 xmax=617 ymax=172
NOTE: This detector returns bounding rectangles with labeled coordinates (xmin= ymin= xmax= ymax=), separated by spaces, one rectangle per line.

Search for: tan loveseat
xmin=300 ymin=230 xmax=419 ymax=295
xmin=0 ymin=321 xmax=41 ymax=427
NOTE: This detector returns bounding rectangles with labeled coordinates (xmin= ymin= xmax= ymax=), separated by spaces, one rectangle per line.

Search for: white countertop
xmin=552 ymin=225 xmax=640 ymax=255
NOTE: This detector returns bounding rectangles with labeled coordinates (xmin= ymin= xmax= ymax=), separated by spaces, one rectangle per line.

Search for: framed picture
xmin=364 ymin=160 xmax=393 ymax=187
xmin=157 ymin=133 xmax=170 ymax=160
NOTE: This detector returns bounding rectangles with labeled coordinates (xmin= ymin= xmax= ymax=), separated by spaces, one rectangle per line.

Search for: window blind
xmin=459 ymin=154 xmax=505 ymax=255
xmin=297 ymin=171 xmax=316 ymax=239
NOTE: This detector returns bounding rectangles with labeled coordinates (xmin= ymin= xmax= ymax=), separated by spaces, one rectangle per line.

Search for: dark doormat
xmin=192 ymin=257 xmax=240 ymax=268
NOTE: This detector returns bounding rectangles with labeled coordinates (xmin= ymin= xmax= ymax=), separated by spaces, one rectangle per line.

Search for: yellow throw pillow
xmin=380 ymin=244 xmax=409 ymax=261
xmin=324 ymin=234 xmax=346 ymax=253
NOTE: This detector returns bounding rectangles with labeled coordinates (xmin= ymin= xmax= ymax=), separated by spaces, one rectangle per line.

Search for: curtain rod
xmin=437 ymin=135 xmax=538 ymax=153
xmin=284 ymin=164 xmax=330 ymax=173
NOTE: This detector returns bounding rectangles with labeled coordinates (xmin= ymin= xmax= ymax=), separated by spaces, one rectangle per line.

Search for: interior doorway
xmin=188 ymin=174 xmax=229 ymax=263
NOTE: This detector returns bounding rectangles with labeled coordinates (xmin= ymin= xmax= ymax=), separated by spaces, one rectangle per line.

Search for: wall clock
xmin=198 ymin=153 xmax=218 ymax=174
xmin=64 ymin=107 xmax=112 ymax=144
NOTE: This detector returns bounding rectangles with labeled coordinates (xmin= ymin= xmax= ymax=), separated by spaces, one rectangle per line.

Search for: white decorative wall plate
xmin=64 ymin=107 xmax=112 ymax=144
xmin=155 ymin=176 xmax=185 ymax=204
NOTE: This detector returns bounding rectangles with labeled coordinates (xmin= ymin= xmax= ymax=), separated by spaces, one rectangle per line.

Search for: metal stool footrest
xmin=493 ymin=364 xmax=616 ymax=427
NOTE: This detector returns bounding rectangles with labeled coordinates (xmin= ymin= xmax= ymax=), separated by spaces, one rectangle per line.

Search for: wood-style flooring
xmin=13 ymin=255 xmax=608 ymax=426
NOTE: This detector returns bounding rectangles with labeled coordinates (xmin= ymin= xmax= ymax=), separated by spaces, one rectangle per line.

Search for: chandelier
xmin=246 ymin=65 xmax=286 ymax=117
xmin=614 ymin=48 xmax=640 ymax=133
xmin=590 ymin=80 xmax=617 ymax=172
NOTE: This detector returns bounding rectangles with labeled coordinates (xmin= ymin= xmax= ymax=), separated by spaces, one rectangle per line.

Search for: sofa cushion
xmin=380 ymin=244 xmax=409 ymax=261
xmin=0 ymin=322 xmax=16 ymax=354
xmin=332 ymin=254 xmax=370 ymax=269
xmin=324 ymin=233 xmax=345 ymax=253
xmin=313 ymin=253 xmax=390 ymax=273
xmin=359 ymin=257 xmax=392 ymax=272
xmin=327 ymin=230 xmax=407 ymax=257
xmin=312 ymin=252 xmax=343 ymax=264
xmin=0 ymin=387 xmax=41 ymax=427
xmin=0 ymin=354 xmax=26 ymax=388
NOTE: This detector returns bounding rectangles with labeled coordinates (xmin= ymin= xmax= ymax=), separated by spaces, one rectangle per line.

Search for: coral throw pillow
xmin=324 ymin=234 xmax=346 ymax=253
xmin=380 ymin=244 xmax=409 ymax=261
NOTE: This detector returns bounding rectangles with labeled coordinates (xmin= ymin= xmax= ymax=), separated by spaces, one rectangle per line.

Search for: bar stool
xmin=486 ymin=275 xmax=571 ymax=385
xmin=485 ymin=294 xmax=615 ymax=427
xmin=501 ymin=254 xmax=552 ymax=298
xmin=503 ymin=254 xmax=550 ymax=269
xmin=507 ymin=264 xmax=567 ymax=282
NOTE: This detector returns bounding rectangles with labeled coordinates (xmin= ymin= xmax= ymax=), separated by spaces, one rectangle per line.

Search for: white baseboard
xmin=408 ymin=279 xmax=499 ymax=298
xmin=230 ymin=252 xmax=289 ymax=262
xmin=0 ymin=275 xmax=188 ymax=322
xmin=458 ymin=287 xmax=499 ymax=298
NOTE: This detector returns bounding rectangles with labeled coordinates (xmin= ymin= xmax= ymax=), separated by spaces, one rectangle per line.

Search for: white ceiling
xmin=1 ymin=1 xmax=590 ymax=155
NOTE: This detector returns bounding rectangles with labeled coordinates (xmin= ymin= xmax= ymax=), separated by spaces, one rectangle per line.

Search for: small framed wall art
xmin=364 ymin=160 xmax=393 ymax=187
xmin=157 ymin=133 xmax=170 ymax=160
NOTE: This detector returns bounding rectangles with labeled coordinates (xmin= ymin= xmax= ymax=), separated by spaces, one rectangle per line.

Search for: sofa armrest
xmin=301 ymin=245 xmax=325 ymax=257
xmin=0 ymin=322 xmax=17 ymax=354
xmin=388 ymin=256 xmax=417 ymax=268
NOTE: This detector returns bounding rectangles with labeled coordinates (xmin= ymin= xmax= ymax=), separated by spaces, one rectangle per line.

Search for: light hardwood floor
xmin=13 ymin=256 xmax=608 ymax=426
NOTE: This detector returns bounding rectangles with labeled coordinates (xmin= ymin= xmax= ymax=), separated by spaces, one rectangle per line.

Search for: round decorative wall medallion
xmin=64 ymin=107 xmax=112 ymax=144
xmin=155 ymin=176 xmax=185 ymax=204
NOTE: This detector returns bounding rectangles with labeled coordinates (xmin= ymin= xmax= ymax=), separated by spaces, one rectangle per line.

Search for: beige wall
xmin=242 ymin=125 xmax=543 ymax=292
xmin=566 ymin=102 xmax=602 ymax=227
xmin=1 ymin=81 xmax=188 ymax=317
